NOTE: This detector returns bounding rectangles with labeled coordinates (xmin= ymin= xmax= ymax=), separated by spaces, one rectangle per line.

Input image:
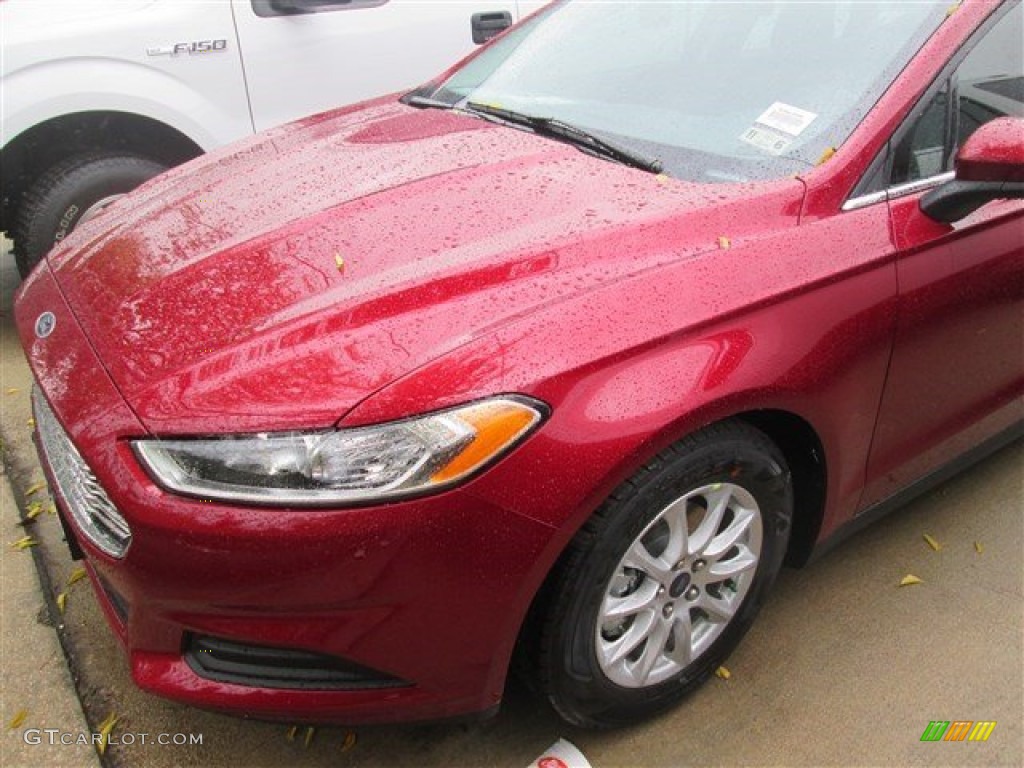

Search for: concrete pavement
xmin=1 ymin=242 xmax=1021 ymax=767
xmin=1 ymin=467 xmax=99 ymax=768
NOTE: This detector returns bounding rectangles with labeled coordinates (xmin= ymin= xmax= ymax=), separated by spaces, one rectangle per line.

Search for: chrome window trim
xmin=842 ymin=171 xmax=955 ymax=212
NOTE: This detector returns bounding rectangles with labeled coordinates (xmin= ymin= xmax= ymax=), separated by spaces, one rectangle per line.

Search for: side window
xmin=890 ymin=2 xmax=1023 ymax=185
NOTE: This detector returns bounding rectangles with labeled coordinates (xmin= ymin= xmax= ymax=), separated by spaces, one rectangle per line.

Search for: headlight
xmin=133 ymin=396 xmax=546 ymax=506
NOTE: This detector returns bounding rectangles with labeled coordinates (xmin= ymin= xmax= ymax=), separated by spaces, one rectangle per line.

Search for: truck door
xmin=231 ymin=0 xmax=520 ymax=132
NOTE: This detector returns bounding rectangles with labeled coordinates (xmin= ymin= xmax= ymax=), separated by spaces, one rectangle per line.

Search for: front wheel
xmin=536 ymin=421 xmax=793 ymax=728
xmin=13 ymin=152 xmax=166 ymax=277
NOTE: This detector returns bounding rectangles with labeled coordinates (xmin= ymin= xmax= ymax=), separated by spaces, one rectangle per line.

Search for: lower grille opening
xmin=185 ymin=634 xmax=409 ymax=691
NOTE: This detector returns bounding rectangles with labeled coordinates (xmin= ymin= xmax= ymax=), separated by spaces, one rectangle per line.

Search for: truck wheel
xmin=14 ymin=152 xmax=166 ymax=277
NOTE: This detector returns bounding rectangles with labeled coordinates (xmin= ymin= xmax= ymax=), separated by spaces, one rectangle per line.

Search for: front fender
xmin=342 ymin=198 xmax=898 ymax=699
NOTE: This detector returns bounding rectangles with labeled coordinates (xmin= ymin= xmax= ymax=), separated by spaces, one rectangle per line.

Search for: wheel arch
xmin=1 ymin=111 xmax=204 ymax=235
xmin=733 ymin=409 xmax=827 ymax=567
xmin=511 ymin=406 xmax=828 ymax=691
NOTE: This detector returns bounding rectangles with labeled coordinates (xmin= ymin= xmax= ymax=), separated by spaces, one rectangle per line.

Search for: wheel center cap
xmin=669 ymin=572 xmax=691 ymax=598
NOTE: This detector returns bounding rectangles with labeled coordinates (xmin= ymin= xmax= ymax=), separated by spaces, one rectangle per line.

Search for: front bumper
xmin=16 ymin=264 xmax=558 ymax=725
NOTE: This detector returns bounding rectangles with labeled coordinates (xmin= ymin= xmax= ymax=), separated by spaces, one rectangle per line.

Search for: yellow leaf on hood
xmin=899 ymin=574 xmax=923 ymax=587
xmin=67 ymin=567 xmax=88 ymax=587
xmin=717 ymin=236 xmax=731 ymax=250
xmin=334 ymin=253 xmax=345 ymax=274
xmin=923 ymin=533 xmax=941 ymax=552
xmin=8 ymin=709 xmax=28 ymax=729
xmin=715 ymin=666 xmax=731 ymax=680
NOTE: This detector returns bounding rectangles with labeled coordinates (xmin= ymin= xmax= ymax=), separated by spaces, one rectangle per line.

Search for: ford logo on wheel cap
xmin=35 ymin=312 xmax=56 ymax=338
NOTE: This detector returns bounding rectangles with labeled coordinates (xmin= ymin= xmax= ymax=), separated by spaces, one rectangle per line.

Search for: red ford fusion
xmin=14 ymin=0 xmax=1023 ymax=728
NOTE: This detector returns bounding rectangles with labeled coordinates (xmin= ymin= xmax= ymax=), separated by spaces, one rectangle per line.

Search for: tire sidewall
xmin=35 ymin=162 xmax=156 ymax=246
xmin=549 ymin=434 xmax=793 ymax=727
xmin=16 ymin=154 xmax=165 ymax=277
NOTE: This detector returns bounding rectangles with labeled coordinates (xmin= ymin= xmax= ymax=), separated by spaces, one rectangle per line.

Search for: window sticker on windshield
xmin=754 ymin=102 xmax=818 ymax=136
xmin=740 ymin=102 xmax=818 ymax=155
xmin=739 ymin=126 xmax=792 ymax=155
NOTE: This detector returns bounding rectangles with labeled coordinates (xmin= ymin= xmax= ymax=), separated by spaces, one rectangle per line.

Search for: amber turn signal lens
xmin=430 ymin=400 xmax=542 ymax=483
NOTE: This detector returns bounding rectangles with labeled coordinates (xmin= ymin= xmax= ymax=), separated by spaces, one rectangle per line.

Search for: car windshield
xmin=408 ymin=0 xmax=950 ymax=182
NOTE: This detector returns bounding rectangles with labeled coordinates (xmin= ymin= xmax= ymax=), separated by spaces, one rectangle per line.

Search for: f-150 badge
xmin=147 ymin=40 xmax=227 ymax=57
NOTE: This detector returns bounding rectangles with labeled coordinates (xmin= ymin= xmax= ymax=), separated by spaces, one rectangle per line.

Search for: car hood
xmin=46 ymin=98 xmax=804 ymax=434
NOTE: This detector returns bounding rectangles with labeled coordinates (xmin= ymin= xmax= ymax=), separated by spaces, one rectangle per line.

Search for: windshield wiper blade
xmin=464 ymin=101 xmax=662 ymax=174
xmin=535 ymin=117 xmax=664 ymax=174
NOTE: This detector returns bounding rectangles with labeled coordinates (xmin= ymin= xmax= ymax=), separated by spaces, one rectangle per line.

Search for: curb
xmin=2 ymin=453 xmax=104 ymax=767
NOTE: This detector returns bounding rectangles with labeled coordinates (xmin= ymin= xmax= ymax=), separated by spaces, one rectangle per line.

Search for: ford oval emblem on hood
xmin=35 ymin=312 xmax=56 ymax=338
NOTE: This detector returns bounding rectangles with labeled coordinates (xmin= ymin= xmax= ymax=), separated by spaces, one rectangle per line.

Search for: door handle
xmin=471 ymin=11 xmax=512 ymax=44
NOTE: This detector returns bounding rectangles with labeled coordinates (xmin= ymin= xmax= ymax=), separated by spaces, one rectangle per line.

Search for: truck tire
xmin=14 ymin=152 xmax=166 ymax=277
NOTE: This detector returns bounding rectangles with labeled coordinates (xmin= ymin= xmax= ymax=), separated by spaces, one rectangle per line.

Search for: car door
xmin=859 ymin=1 xmax=1024 ymax=508
xmin=231 ymin=0 xmax=522 ymax=132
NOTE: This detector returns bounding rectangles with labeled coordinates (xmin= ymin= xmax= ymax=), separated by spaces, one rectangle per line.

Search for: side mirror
xmin=920 ymin=117 xmax=1024 ymax=223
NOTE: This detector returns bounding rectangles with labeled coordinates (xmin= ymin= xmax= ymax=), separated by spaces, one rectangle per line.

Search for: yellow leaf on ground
xmin=25 ymin=502 xmax=44 ymax=520
xmin=10 ymin=536 xmax=38 ymax=551
xmin=5 ymin=388 xmax=19 ymax=395
xmin=24 ymin=482 xmax=46 ymax=497
xmin=715 ymin=666 xmax=731 ymax=680
xmin=286 ymin=725 xmax=298 ymax=742
xmin=923 ymin=533 xmax=941 ymax=552
xmin=974 ymin=541 xmax=984 ymax=554
xmin=56 ymin=593 xmax=67 ymax=614
xmin=899 ymin=574 xmax=923 ymax=587
xmin=8 ymin=709 xmax=28 ymax=729
xmin=303 ymin=726 xmax=316 ymax=749
xmin=341 ymin=731 xmax=357 ymax=752
xmin=96 ymin=712 xmax=118 ymax=755
xmin=67 ymin=567 xmax=88 ymax=587
xmin=27 ymin=418 xmax=35 ymax=429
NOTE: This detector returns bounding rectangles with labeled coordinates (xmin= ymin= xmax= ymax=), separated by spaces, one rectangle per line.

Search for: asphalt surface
xmin=1 ymin=241 xmax=1021 ymax=767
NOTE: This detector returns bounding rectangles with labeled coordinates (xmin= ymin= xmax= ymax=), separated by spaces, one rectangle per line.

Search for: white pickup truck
xmin=1 ymin=0 xmax=544 ymax=276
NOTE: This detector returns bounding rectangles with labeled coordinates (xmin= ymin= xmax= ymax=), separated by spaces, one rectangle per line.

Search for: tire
xmin=535 ymin=421 xmax=793 ymax=728
xmin=13 ymin=152 xmax=166 ymax=277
